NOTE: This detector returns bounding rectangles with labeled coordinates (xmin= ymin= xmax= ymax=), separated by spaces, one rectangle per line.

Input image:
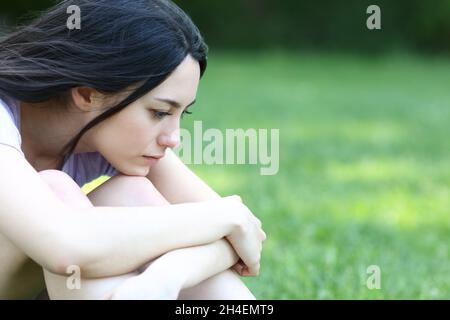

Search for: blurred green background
xmin=1 ymin=1 xmax=449 ymax=299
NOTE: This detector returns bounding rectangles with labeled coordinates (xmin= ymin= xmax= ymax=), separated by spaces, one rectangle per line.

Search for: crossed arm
xmin=44 ymin=149 xmax=247 ymax=299
xmin=107 ymin=149 xmax=246 ymax=298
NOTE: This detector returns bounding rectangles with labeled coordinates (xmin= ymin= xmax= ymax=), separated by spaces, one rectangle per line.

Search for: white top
xmin=0 ymin=95 xmax=118 ymax=187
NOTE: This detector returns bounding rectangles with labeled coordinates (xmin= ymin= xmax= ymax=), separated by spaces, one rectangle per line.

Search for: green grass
xmin=83 ymin=51 xmax=450 ymax=299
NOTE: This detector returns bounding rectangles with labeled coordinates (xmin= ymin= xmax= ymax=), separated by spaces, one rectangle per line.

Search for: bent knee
xmin=38 ymin=169 xmax=74 ymax=185
xmin=87 ymin=174 xmax=169 ymax=207
xmin=38 ymin=170 xmax=92 ymax=209
xmin=178 ymin=268 xmax=256 ymax=300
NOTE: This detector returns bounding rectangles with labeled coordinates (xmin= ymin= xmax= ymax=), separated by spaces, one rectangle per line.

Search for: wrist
xmin=201 ymin=199 xmax=240 ymax=239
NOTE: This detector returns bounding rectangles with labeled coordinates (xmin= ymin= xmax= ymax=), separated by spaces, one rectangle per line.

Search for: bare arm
xmin=153 ymin=238 xmax=240 ymax=290
xmin=147 ymin=148 xmax=221 ymax=203
xmin=0 ymin=146 xmax=238 ymax=278
xmin=146 ymin=148 xmax=255 ymax=277
xmin=107 ymin=150 xmax=260 ymax=298
xmin=108 ymin=238 xmax=240 ymax=299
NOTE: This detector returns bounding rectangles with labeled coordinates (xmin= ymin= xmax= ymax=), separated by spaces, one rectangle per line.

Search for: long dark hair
xmin=0 ymin=0 xmax=208 ymax=169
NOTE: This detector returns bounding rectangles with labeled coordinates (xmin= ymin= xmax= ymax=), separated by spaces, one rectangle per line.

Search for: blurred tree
xmin=1 ymin=0 xmax=449 ymax=53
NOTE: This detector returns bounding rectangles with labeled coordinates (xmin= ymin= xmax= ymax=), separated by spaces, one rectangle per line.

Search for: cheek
xmin=113 ymin=113 xmax=157 ymax=147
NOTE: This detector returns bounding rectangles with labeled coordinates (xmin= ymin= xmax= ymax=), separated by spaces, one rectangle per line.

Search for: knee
xmin=87 ymin=174 xmax=169 ymax=207
xmin=178 ymin=268 xmax=256 ymax=300
xmin=38 ymin=170 xmax=93 ymax=209
xmin=38 ymin=170 xmax=79 ymax=194
xmin=39 ymin=169 xmax=74 ymax=185
xmin=207 ymin=269 xmax=256 ymax=300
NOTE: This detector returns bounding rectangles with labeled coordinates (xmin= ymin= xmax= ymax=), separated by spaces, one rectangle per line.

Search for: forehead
xmin=147 ymin=55 xmax=200 ymax=103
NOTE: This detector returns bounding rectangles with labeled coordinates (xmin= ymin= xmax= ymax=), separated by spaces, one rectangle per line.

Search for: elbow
xmin=40 ymin=223 xmax=99 ymax=276
xmin=42 ymin=235 xmax=93 ymax=276
xmin=20 ymin=205 xmax=101 ymax=276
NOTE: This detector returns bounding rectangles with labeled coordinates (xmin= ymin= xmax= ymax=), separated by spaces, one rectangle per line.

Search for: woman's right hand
xmin=220 ymin=195 xmax=267 ymax=277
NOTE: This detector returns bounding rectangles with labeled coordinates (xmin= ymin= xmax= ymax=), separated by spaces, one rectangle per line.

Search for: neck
xmin=19 ymin=100 xmax=94 ymax=166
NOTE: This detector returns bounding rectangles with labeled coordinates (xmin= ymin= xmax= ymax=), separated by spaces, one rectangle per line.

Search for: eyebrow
xmin=154 ymin=97 xmax=197 ymax=109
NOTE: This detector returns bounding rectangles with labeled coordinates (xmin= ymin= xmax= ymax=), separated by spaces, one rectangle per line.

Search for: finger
xmin=233 ymin=262 xmax=247 ymax=276
xmin=235 ymin=260 xmax=246 ymax=269
xmin=245 ymin=263 xmax=260 ymax=277
xmin=240 ymin=265 xmax=253 ymax=277
xmin=261 ymin=230 xmax=267 ymax=241
xmin=232 ymin=264 xmax=243 ymax=275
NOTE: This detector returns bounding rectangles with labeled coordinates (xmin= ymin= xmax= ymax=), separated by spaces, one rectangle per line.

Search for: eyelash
xmin=181 ymin=110 xmax=193 ymax=119
xmin=152 ymin=110 xmax=193 ymax=120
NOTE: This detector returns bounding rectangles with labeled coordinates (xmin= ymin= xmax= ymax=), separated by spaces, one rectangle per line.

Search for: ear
xmin=70 ymin=87 xmax=104 ymax=112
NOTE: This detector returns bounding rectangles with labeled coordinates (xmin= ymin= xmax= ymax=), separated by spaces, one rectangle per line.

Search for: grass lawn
xmin=82 ymin=51 xmax=450 ymax=299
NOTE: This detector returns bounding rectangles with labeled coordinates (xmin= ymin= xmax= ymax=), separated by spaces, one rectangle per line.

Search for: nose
xmin=157 ymin=129 xmax=180 ymax=149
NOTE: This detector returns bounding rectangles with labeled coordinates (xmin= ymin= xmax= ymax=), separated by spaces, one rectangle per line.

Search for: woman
xmin=0 ymin=0 xmax=266 ymax=299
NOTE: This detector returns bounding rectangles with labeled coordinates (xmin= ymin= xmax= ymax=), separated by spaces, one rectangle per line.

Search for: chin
xmin=114 ymin=163 xmax=149 ymax=177
xmin=129 ymin=167 xmax=150 ymax=177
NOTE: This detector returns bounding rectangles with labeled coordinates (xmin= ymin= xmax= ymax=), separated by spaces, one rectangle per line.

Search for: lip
xmin=143 ymin=155 xmax=164 ymax=159
xmin=142 ymin=155 xmax=161 ymax=165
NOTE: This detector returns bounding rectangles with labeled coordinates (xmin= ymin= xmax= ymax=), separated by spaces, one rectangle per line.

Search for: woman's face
xmin=89 ymin=54 xmax=201 ymax=176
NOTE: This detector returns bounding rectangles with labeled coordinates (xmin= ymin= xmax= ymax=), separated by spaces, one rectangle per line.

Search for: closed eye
xmin=181 ymin=110 xmax=193 ymax=119
xmin=152 ymin=110 xmax=172 ymax=119
xmin=151 ymin=109 xmax=193 ymax=120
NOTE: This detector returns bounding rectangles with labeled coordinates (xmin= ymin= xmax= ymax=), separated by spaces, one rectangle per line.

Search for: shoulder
xmin=62 ymin=152 xmax=118 ymax=188
xmin=0 ymin=95 xmax=24 ymax=156
xmin=0 ymin=95 xmax=20 ymax=123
